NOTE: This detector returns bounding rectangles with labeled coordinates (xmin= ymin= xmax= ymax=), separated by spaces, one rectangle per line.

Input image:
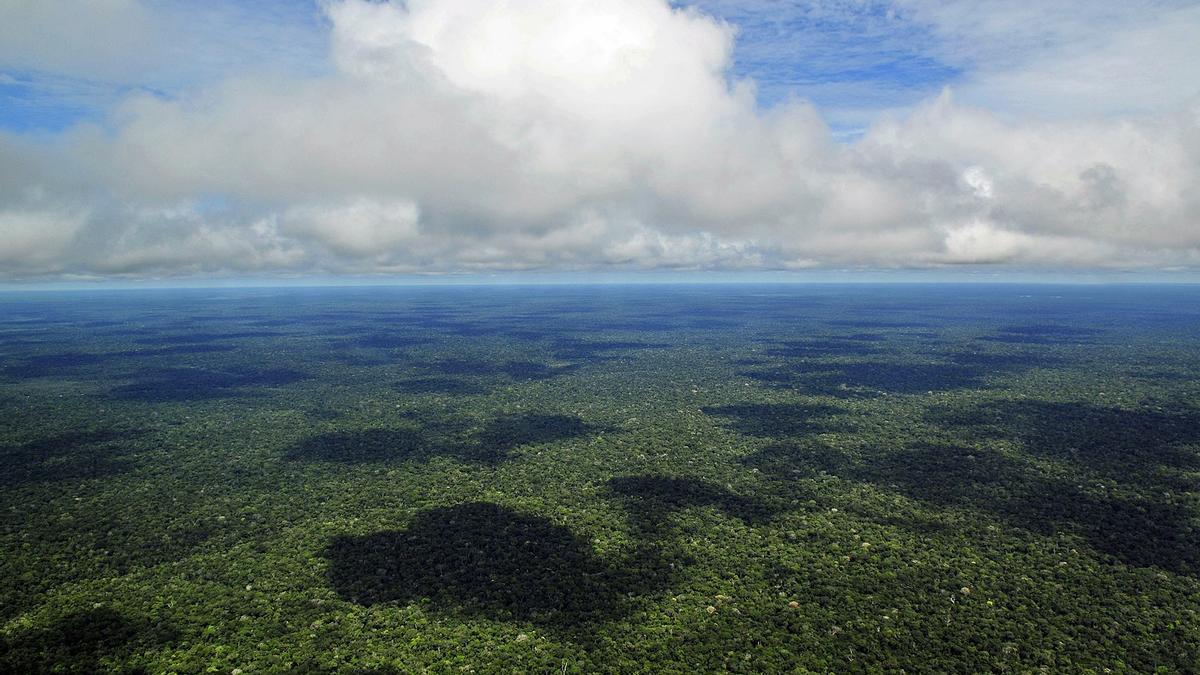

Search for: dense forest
xmin=1 ymin=284 xmax=1197 ymax=672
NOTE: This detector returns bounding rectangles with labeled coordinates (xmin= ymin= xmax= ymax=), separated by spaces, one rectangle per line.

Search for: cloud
xmin=894 ymin=0 xmax=1200 ymax=119
xmin=0 ymin=1 xmax=157 ymax=83
xmin=283 ymin=198 xmax=421 ymax=259
xmin=0 ymin=0 xmax=329 ymax=132
xmin=688 ymin=0 xmax=1200 ymax=130
xmin=0 ymin=0 xmax=1198 ymax=280
xmin=681 ymin=0 xmax=960 ymax=129
xmin=0 ymin=208 xmax=88 ymax=271
xmin=0 ymin=0 xmax=327 ymax=86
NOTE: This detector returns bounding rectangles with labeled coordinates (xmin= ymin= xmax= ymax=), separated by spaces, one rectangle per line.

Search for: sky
xmin=1 ymin=0 xmax=1198 ymax=284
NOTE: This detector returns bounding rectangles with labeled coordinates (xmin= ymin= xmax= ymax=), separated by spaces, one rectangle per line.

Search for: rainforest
xmin=1 ymin=283 xmax=1198 ymax=673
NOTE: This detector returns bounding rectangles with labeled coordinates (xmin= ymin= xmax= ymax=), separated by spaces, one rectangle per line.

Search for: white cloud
xmin=687 ymin=0 xmax=1200 ymax=129
xmin=0 ymin=0 xmax=329 ymax=126
xmin=895 ymin=0 xmax=1200 ymax=119
xmin=283 ymin=198 xmax=421 ymax=258
xmin=0 ymin=0 xmax=157 ymax=83
xmin=0 ymin=207 xmax=88 ymax=269
xmin=0 ymin=0 xmax=1198 ymax=280
xmin=0 ymin=0 xmax=327 ymax=85
xmin=961 ymin=167 xmax=993 ymax=200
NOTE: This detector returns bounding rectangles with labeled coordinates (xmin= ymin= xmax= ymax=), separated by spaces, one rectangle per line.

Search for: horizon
xmin=6 ymin=274 xmax=1200 ymax=293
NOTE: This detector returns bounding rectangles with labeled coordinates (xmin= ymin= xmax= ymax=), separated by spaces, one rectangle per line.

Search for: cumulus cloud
xmin=0 ymin=208 xmax=88 ymax=270
xmin=283 ymin=198 xmax=421 ymax=259
xmin=0 ymin=0 xmax=1198 ymax=280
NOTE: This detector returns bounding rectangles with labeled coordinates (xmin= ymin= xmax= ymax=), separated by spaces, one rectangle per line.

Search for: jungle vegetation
xmin=0 ymin=284 xmax=1197 ymax=672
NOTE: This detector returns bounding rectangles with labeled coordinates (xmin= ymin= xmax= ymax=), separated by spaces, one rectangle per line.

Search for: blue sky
xmin=5 ymin=0 xmax=1194 ymax=136
xmin=0 ymin=0 xmax=331 ymax=133
xmin=684 ymin=0 xmax=961 ymax=133
xmin=3 ymin=0 xmax=960 ymax=137
xmin=1 ymin=0 xmax=1198 ymax=283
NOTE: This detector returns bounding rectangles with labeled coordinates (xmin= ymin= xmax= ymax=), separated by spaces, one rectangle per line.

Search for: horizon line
xmin=3 ymin=276 xmax=1200 ymax=294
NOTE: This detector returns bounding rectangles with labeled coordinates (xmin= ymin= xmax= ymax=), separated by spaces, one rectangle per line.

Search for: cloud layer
xmin=1 ymin=0 xmax=1199 ymax=280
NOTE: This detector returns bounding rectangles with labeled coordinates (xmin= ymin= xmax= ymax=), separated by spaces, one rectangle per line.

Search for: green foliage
xmin=1 ymin=285 xmax=1198 ymax=672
